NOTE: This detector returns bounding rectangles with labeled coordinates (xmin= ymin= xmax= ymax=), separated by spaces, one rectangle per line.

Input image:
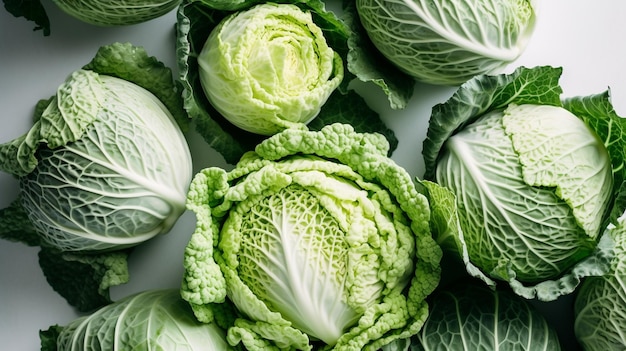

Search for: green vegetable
xmin=411 ymin=283 xmax=562 ymax=350
xmin=0 ymin=42 xmax=191 ymax=310
xmin=198 ymin=3 xmax=344 ymax=135
xmin=40 ymin=289 xmax=235 ymax=351
xmin=574 ymin=209 xmax=626 ymax=350
xmin=421 ymin=66 xmax=624 ymax=300
xmin=353 ymin=0 xmax=537 ymax=85
xmin=52 ymin=0 xmax=181 ymax=26
xmin=176 ymin=0 xmax=398 ymax=163
xmin=181 ymin=123 xmax=441 ymax=350
xmin=1 ymin=0 xmax=180 ymax=35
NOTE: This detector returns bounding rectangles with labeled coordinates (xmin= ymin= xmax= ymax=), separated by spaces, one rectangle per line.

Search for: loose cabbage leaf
xmin=341 ymin=0 xmax=415 ymax=109
xmin=2 ymin=0 xmax=50 ymax=36
xmin=176 ymin=0 xmax=396 ymax=164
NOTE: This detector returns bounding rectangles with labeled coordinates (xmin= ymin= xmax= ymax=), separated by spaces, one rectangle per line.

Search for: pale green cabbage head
xmin=51 ymin=0 xmax=181 ymax=26
xmin=355 ymin=0 xmax=537 ymax=85
xmin=1 ymin=69 xmax=192 ymax=252
xmin=436 ymin=104 xmax=613 ymax=282
xmin=43 ymin=289 xmax=232 ymax=351
xmin=181 ymin=124 xmax=441 ymax=351
xmin=421 ymin=66 xmax=624 ymax=301
xmin=197 ymin=3 xmax=344 ymax=135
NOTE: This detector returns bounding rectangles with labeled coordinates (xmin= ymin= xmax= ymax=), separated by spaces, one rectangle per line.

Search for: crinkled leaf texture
xmin=175 ymin=0 xmax=397 ymax=164
xmin=411 ymin=283 xmax=562 ymax=350
xmin=574 ymin=211 xmax=626 ymax=350
xmin=197 ymin=3 xmax=344 ymax=135
xmin=421 ymin=66 xmax=625 ymax=300
xmin=41 ymin=289 xmax=233 ymax=351
xmin=0 ymin=42 xmax=190 ymax=311
xmin=182 ymin=123 xmax=441 ymax=351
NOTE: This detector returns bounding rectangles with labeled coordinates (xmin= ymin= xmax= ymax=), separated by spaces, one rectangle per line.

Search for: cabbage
xmin=420 ymin=66 xmax=626 ymax=300
xmin=175 ymin=0 xmax=399 ymax=163
xmin=197 ymin=3 xmax=344 ymax=135
xmin=411 ymin=283 xmax=562 ymax=350
xmin=354 ymin=0 xmax=537 ymax=85
xmin=51 ymin=0 xmax=181 ymax=26
xmin=574 ymin=210 xmax=626 ymax=350
xmin=40 ymin=289 xmax=234 ymax=351
xmin=0 ymin=42 xmax=191 ymax=311
xmin=181 ymin=123 xmax=441 ymax=350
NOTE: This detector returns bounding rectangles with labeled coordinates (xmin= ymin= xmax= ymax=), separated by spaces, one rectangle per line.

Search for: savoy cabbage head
xmin=0 ymin=42 xmax=192 ymax=311
xmin=354 ymin=0 xmax=538 ymax=85
xmin=411 ymin=283 xmax=562 ymax=350
xmin=421 ymin=66 xmax=626 ymax=301
xmin=574 ymin=209 xmax=626 ymax=350
xmin=181 ymin=123 xmax=441 ymax=351
xmin=40 ymin=289 xmax=234 ymax=351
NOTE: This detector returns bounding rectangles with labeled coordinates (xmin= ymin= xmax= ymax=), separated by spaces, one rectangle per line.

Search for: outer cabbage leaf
xmin=411 ymin=283 xmax=562 ymax=350
xmin=176 ymin=0 xmax=397 ymax=164
xmin=421 ymin=66 xmax=625 ymax=300
xmin=2 ymin=0 xmax=50 ymax=35
xmin=182 ymin=123 xmax=441 ymax=351
xmin=354 ymin=0 xmax=537 ymax=86
xmin=41 ymin=289 xmax=235 ymax=351
xmin=574 ymin=211 xmax=626 ymax=350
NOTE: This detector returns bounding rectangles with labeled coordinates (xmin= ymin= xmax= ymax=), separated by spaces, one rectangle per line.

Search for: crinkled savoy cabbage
xmin=0 ymin=42 xmax=191 ymax=311
xmin=176 ymin=0 xmax=399 ymax=163
xmin=198 ymin=3 xmax=344 ymax=135
xmin=411 ymin=283 xmax=562 ymax=350
xmin=52 ymin=0 xmax=181 ymax=26
xmin=354 ymin=0 xmax=537 ymax=85
xmin=421 ymin=66 xmax=626 ymax=300
xmin=181 ymin=123 xmax=441 ymax=351
xmin=575 ymin=210 xmax=626 ymax=350
xmin=40 ymin=289 xmax=233 ymax=351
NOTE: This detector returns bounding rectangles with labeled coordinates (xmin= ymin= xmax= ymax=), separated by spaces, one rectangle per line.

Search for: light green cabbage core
xmin=197 ymin=3 xmax=344 ymax=135
xmin=20 ymin=74 xmax=192 ymax=252
xmin=51 ymin=0 xmax=181 ymax=26
xmin=436 ymin=104 xmax=612 ymax=282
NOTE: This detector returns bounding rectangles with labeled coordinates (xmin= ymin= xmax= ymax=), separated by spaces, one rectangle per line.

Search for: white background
xmin=1 ymin=1 xmax=625 ymax=350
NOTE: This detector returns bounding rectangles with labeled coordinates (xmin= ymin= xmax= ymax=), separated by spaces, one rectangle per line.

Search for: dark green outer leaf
xmin=38 ymin=247 xmax=130 ymax=312
xmin=0 ymin=198 xmax=40 ymax=246
xmin=2 ymin=0 xmax=50 ymax=36
xmin=176 ymin=0 xmax=396 ymax=164
xmin=422 ymin=66 xmax=563 ymax=180
xmin=40 ymin=325 xmax=63 ymax=351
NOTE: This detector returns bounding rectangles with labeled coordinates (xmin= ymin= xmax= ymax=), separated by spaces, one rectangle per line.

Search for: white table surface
xmin=1 ymin=1 xmax=625 ymax=350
